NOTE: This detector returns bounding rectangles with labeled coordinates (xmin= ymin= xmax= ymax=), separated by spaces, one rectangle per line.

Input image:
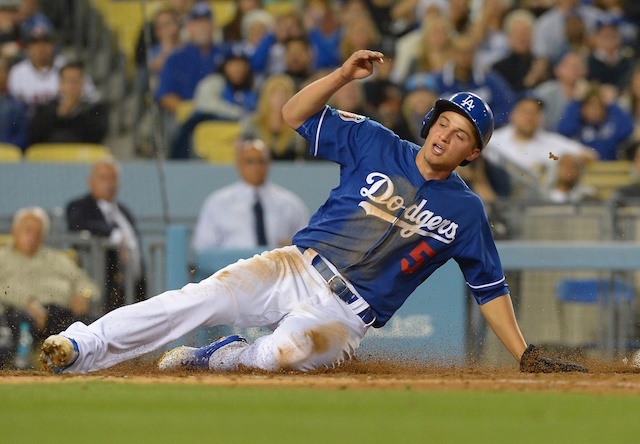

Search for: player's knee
xmin=271 ymin=334 xmax=313 ymax=371
xmin=271 ymin=323 xmax=352 ymax=371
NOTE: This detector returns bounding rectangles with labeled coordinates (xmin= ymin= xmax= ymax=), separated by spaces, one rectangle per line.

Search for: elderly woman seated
xmin=0 ymin=207 xmax=100 ymax=369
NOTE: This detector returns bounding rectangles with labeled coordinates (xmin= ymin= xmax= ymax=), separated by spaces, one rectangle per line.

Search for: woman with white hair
xmin=0 ymin=206 xmax=99 ymax=369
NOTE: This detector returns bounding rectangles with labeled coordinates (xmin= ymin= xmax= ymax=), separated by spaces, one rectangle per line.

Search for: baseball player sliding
xmin=41 ymin=50 xmax=587 ymax=374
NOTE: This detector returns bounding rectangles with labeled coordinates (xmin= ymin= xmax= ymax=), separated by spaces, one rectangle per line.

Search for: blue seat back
xmin=556 ymin=278 xmax=635 ymax=304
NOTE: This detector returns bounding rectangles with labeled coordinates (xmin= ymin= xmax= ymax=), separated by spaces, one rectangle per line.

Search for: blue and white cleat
xmin=158 ymin=335 xmax=248 ymax=371
xmin=40 ymin=335 xmax=79 ymax=374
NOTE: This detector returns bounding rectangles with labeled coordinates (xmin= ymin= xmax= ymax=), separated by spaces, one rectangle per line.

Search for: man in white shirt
xmin=192 ymin=139 xmax=309 ymax=250
xmin=483 ymin=93 xmax=598 ymax=196
xmin=7 ymin=17 xmax=98 ymax=109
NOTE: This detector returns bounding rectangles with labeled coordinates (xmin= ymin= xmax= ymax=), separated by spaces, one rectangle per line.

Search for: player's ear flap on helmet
xmin=420 ymin=92 xmax=494 ymax=166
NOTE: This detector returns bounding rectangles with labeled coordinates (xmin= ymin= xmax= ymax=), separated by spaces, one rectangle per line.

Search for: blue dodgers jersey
xmin=293 ymin=106 xmax=508 ymax=327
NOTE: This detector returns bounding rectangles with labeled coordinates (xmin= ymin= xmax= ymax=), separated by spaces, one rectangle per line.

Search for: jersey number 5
xmin=401 ymin=241 xmax=436 ymax=274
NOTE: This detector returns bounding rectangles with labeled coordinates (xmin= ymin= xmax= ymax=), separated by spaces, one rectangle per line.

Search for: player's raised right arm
xmin=282 ymin=49 xmax=384 ymax=130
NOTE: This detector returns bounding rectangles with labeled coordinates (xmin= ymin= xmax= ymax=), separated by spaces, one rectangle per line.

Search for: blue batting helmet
xmin=420 ymin=92 xmax=494 ymax=166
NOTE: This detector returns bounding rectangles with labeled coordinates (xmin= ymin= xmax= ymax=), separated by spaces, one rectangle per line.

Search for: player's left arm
xmin=478 ymin=293 xmax=527 ymax=361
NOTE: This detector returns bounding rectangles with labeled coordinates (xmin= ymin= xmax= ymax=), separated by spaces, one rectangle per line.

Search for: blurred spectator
xmin=240 ymin=74 xmax=303 ymax=160
xmin=134 ymin=0 xmax=192 ymax=76
xmin=391 ymin=14 xmax=453 ymax=84
xmin=617 ymin=62 xmax=640 ymax=142
xmin=543 ymin=154 xmax=599 ymax=203
xmin=401 ymin=81 xmax=438 ymax=144
xmin=303 ymin=0 xmax=342 ymax=69
xmin=170 ymin=51 xmax=257 ymax=159
xmin=419 ymin=34 xmax=515 ymax=126
xmin=0 ymin=206 xmax=99 ymax=368
xmin=492 ymin=9 xmax=549 ymax=93
xmin=66 ymin=159 xmax=146 ymax=312
xmin=533 ymin=50 xmax=589 ymax=131
xmin=28 ymin=61 xmax=108 ymax=145
xmin=557 ymin=83 xmax=634 ymax=160
xmin=339 ymin=13 xmax=380 ymax=62
xmin=283 ymin=36 xmax=314 ymax=89
xmin=470 ymin=0 xmax=511 ymax=74
xmin=0 ymin=55 xmax=27 ymax=149
xmin=563 ymin=10 xmax=591 ymax=58
xmin=240 ymin=8 xmax=275 ymax=54
xmin=154 ymin=3 xmax=229 ymax=114
xmin=223 ymin=0 xmax=262 ymax=42
xmin=131 ymin=4 xmax=183 ymax=142
xmin=483 ymin=93 xmax=598 ymax=194
xmin=250 ymin=10 xmax=305 ymax=77
xmin=586 ymin=15 xmax=635 ymax=93
xmin=0 ymin=0 xmax=20 ymax=61
xmin=532 ymin=0 xmax=600 ymax=63
xmin=148 ymin=6 xmax=182 ymax=80
xmin=192 ymin=138 xmax=309 ymax=251
xmin=7 ymin=17 xmax=98 ymax=109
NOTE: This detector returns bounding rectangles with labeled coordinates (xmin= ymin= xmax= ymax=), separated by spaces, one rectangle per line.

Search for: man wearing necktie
xmin=66 ymin=159 xmax=146 ymax=312
xmin=192 ymin=139 xmax=309 ymax=251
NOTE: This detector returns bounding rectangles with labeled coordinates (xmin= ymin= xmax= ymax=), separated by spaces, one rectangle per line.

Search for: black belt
xmin=298 ymin=247 xmax=376 ymax=325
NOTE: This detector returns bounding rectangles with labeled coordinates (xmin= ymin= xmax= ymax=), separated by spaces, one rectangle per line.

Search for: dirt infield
xmin=3 ymin=357 xmax=640 ymax=395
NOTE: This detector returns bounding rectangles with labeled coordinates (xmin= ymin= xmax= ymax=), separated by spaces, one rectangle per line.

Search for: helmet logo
xmin=460 ymin=95 xmax=476 ymax=112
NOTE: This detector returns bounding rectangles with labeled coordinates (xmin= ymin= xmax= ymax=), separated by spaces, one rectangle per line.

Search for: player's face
xmin=417 ymin=111 xmax=480 ymax=179
xmin=12 ymin=214 xmax=43 ymax=257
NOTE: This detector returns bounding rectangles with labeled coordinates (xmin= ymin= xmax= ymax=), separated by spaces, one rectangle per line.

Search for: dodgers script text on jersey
xmin=293 ymin=106 xmax=508 ymax=327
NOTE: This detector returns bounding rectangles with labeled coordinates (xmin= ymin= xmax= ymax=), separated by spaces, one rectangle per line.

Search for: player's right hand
xmin=340 ymin=50 xmax=384 ymax=82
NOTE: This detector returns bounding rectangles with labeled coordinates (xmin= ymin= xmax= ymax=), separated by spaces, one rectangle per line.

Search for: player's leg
xmin=160 ymin=248 xmax=372 ymax=372
xmin=44 ymin=246 xmax=307 ymax=373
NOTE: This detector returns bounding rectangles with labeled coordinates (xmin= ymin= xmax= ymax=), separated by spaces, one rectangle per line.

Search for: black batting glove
xmin=520 ymin=344 xmax=589 ymax=373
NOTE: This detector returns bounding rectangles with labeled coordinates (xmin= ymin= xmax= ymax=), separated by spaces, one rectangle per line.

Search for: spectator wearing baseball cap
xmin=586 ymin=15 xmax=635 ymax=92
xmin=7 ymin=17 xmax=99 ymax=108
xmin=154 ymin=2 xmax=232 ymax=115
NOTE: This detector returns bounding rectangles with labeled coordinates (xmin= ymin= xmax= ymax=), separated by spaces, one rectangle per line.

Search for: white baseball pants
xmin=61 ymin=246 xmax=370 ymax=373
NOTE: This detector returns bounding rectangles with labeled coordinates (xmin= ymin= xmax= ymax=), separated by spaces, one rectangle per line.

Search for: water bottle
xmin=0 ymin=309 xmax=12 ymax=350
xmin=14 ymin=322 xmax=34 ymax=370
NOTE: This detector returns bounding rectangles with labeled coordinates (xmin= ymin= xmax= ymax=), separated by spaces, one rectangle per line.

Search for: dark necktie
xmin=253 ymin=192 xmax=267 ymax=246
